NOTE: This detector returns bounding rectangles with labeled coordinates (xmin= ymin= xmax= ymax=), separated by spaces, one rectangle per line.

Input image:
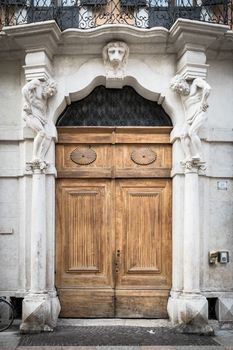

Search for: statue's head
xmin=22 ymin=78 xmax=56 ymax=102
xmin=42 ymin=80 xmax=57 ymax=99
xmin=170 ymin=75 xmax=190 ymax=96
xmin=103 ymin=41 xmax=129 ymax=69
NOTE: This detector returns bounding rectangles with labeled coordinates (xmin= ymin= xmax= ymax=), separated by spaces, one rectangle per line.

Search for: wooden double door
xmin=56 ymin=127 xmax=172 ymax=318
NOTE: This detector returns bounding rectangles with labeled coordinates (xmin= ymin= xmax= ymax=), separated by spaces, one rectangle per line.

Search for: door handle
xmin=115 ymin=250 xmax=121 ymax=273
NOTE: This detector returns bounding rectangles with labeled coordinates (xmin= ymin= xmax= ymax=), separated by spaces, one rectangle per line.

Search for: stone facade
xmin=0 ymin=19 xmax=232 ymax=333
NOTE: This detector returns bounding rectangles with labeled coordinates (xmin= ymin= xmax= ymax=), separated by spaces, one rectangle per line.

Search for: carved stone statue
xmin=102 ymin=41 xmax=129 ymax=79
xmin=22 ymin=79 xmax=57 ymax=164
xmin=170 ymin=75 xmax=211 ymax=164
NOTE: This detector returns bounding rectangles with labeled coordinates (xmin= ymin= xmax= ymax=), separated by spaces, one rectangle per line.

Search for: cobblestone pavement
xmin=0 ymin=320 xmax=233 ymax=350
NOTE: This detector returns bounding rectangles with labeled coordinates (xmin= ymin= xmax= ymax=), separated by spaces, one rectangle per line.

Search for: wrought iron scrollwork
xmin=0 ymin=0 xmax=232 ymax=30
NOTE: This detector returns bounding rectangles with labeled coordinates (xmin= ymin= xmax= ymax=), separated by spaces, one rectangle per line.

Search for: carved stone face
xmin=107 ymin=46 xmax=126 ymax=67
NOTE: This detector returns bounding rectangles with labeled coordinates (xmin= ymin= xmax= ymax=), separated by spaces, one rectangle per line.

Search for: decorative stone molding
xmin=170 ymin=75 xmax=211 ymax=166
xmin=103 ymin=41 xmax=129 ymax=88
xmin=26 ymin=160 xmax=48 ymax=173
xmin=3 ymin=20 xmax=61 ymax=60
xmin=24 ymin=50 xmax=54 ymax=81
xmin=3 ymin=19 xmax=229 ymax=59
xmin=181 ymin=159 xmax=206 ymax=173
xmin=176 ymin=44 xmax=209 ymax=80
xmin=169 ymin=19 xmax=228 ymax=54
xmin=22 ymin=78 xmax=57 ymax=163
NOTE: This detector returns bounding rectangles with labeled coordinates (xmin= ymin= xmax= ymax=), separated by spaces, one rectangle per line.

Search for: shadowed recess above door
xmin=56 ymin=86 xmax=172 ymax=127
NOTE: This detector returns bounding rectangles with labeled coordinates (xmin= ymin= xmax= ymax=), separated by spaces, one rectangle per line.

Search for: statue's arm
xmin=191 ymin=78 xmax=211 ymax=110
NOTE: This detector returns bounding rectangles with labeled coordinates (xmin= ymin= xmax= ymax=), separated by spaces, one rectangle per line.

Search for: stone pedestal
xmin=216 ymin=298 xmax=233 ymax=324
xmin=20 ymin=161 xmax=60 ymax=333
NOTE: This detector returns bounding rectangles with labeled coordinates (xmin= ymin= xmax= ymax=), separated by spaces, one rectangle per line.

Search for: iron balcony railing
xmin=0 ymin=0 xmax=232 ymax=31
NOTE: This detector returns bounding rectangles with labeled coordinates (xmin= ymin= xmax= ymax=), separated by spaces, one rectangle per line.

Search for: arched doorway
xmin=55 ymin=86 xmax=172 ymax=318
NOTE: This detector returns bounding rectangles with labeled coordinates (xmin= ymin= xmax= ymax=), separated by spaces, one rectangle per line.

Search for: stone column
xmin=30 ymin=161 xmax=47 ymax=294
xmin=168 ymin=160 xmax=210 ymax=333
xmin=177 ymin=160 xmax=211 ymax=334
xmin=183 ymin=163 xmax=200 ymax=294
xmin=20 ymin=161 xmax=53 ymax=333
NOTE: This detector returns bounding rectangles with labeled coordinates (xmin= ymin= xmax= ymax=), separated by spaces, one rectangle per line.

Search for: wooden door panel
xmin=56 ymin=179 xmax=114 ymax=287
xmin=115 ymin=179 xmax=171 ymax=317
xmin=114 ymin=127 xmax=172 ymax=144
xmin=56 ymin=179 xmax=115 ymax=317
xmin=58 ymin=289 xmax=114 ymax=318
xmin=115 ymin=144 xmax=172 ymax=170
xmin=56 ymin=143 xmax=113 ymax=178
xmin=114 ymin=141 xmax=171 ymax=176
xmin=115 ymin=290 xmax=169 ymax=318
xmin=115 ymin=179 xmax=171 ymax=289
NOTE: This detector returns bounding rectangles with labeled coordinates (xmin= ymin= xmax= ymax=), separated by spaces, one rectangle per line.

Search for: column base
xmin=20 ymin=293 xmax=61 ymax=334
xmin=216 ymin=297 xmax=233 ymax=324
xmin=168 ymin=293 xmax=213 ymax=334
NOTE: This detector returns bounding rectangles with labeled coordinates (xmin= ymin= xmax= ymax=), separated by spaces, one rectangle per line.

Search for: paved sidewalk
xmin=0 ymin=319 xmax=232 ymax=350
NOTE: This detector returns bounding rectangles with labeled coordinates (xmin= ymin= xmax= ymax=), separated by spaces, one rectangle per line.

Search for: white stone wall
xmin=0 ymin=61 xmax=22 ymax=126
xmin=0 ymin=60 xmax=23 ymax=295
xmin=207 ymin=59 xmax=233 ymax=129
xmin=198 ymin=58 xmax=233 ymax=295
xmin=0 ymin=178 xmax=19 ymax=292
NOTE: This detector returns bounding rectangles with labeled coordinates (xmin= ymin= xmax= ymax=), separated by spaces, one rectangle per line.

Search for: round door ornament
xmin=131 ymin=148 xmax=157 ymax=166
xmin=70 ymin=146 xmax=97 ymax=165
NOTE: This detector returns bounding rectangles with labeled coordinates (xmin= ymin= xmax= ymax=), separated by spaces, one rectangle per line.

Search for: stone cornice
xmin=169 ymin=19 xmax=228 ymax=52
xmin=59 ymin=24 xmax=169 ymax=54
xmin=3 ymin=21 xmax=61 ymax=60
xmin=1 ymin=19 xmax=232 ymax=59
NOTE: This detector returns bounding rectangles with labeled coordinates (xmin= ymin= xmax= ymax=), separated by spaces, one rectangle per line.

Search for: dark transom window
xmin=56 ymin=86 xmax=172 ymax=127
